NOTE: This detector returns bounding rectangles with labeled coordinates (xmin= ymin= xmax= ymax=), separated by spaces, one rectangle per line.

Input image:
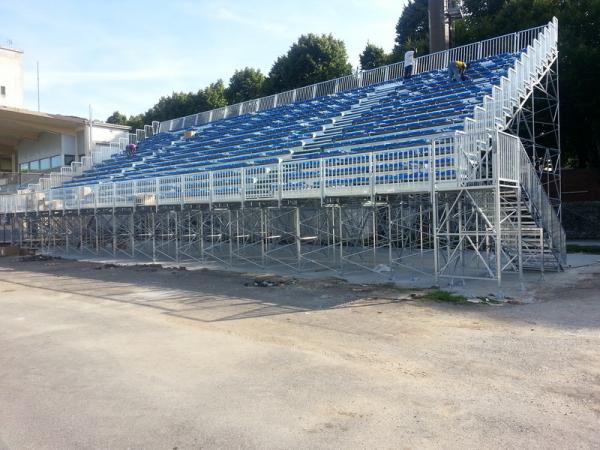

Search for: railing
xmin=158 ymin=23 xmax=549 ymax=133
xmin=0 ymin=172 xmax=43 ymax=194
xmin=517 ymin=139 xmax=566 ymax=264
xmin=0 ymin=138 xmax=458 ymax=214
xmin=496 ymin=131 xmax=565 ymax=265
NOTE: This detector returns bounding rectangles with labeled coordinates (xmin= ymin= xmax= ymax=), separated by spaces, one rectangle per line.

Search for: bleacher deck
xmin=64 ymin=53 xmax=520 ymax=197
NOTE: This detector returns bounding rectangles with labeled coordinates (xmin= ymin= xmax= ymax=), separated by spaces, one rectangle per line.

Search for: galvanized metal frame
xmin=0 ymin=19 xmax=565 ymax=286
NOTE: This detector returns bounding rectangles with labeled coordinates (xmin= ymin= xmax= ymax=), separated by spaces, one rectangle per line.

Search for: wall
xmin=91 ymin=124 xmax=129 ymax=148
xmin=563 ymin=202 xmax=600 ymax=239
xmin=16 ymin=132 xmax=70 ymax=171
xmin=18 ymin=132 xmax=61 ymax=162
xmin=561 ymin=169 xmax=600 ymax=239
xmin=61 ymin=134 xmax=77 ymax=159
xmin=0 ymin=47 xmax=24 ymax=108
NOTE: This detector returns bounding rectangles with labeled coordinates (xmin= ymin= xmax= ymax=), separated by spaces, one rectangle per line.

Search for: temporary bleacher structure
xmin=0 ymin=19 xmax=564 ymax=286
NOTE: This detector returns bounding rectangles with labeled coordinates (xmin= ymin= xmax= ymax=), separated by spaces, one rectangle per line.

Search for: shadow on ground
xmin=0 ymin=256 xmax=599 ymax=330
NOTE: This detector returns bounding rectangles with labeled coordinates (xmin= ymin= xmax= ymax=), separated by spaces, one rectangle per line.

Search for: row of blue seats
xmin=64 ymin=52 xmax=520 ymax=189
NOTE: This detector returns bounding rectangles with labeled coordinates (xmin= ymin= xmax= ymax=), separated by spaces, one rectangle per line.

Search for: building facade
xmin=0 ymin=45 xmax=24 ymax=109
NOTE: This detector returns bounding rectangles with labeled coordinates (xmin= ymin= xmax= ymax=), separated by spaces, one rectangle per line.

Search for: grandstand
xmin=0 ymin=18 xmax=564 ymax=287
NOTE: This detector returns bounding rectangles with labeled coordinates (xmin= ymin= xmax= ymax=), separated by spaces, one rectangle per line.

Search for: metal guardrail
xmin=0 ymin=138 xmax=458 ymax=213
xmin=0 ymin=172 xmax=43 ymax=194
xmin=158 ymin=23 xmax=547 ymax=133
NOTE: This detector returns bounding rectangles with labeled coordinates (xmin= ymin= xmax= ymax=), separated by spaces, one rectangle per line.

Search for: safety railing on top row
xmin=158 ymin=21 xmax=552 ymax=133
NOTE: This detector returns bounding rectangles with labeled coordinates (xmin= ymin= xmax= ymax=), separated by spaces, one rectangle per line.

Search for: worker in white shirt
xmin=404 ymin=48 xmax=417 ymax=78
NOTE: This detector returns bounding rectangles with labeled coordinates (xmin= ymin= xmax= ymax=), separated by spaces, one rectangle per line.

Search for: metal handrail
xmin=158 ymin=23 xmax=548 ymax=133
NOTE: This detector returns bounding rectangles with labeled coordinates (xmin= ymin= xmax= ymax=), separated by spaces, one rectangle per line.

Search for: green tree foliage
xmin=225 ymin=67 xmax=266 ymax=104
xmin=359 ymin=43 xmax=389 ymax=70
xmin=453 ymin=0 xmax=600 ymax=169
xmin=200 ymin=80 xmax=228 ymax=111
xmin=105 ymin=111 xmax=128 ymax=125
xmin=118 ymin=80 xmax=228 ymax=128
xmin=266 ymin=33 xmax=352 ymax=93
xmin=126 ymin=114 xmax=144 ymax=131
xmin=392 ymin=0 xmax=429 ymax=61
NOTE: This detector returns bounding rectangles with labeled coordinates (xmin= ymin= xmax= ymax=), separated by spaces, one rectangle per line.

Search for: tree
xmin=142 ymin=91 xmax=197 ymax=124
xmin=391 ymin=0 xmax=429 ymax=61
xmin=452 ymin=0 xmax=600 ymax=170
xmin=126 ymin=114 xmax=145 ymax=131
xmin=138 ymin=80 xmax=227 ymax=125
xmin=200 ymin=80 xmax=228 ymax=111
xmin=266 ymin=33 xmax=353 ymax=93
xmin=225 ymin=68 xmax=266 ymax=104
xmin=106 ymin=111 xmax=128 ymax=125
xmin=359 ymin=43 xmax=389 ymax=70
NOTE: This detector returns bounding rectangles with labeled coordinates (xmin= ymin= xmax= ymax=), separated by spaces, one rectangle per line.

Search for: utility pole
xmin=429 ymin=0 xmax=463 ymax=52
xmin=36 ymin=61 xmax=40 ymax=111
xmin=88 ymin=104 xmax=93 ymax=154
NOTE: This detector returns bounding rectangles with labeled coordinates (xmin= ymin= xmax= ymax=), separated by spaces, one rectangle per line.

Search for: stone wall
xmin=562 ymin=201 xmax=600 ymax=239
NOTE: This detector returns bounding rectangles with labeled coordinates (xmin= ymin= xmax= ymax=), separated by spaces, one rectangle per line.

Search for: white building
xmin=0 ymin=107 xmax=130 ymax=174
xmin=0 ymin=43 xmax=130 ymax=176
xmin=0 ymin=45 xmax=24 ymax=109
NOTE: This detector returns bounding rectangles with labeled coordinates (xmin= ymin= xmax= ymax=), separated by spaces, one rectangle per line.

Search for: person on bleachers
xmin=448 ymin=60 xmax=468 ymax=82
xmin=125 ymin=143 xmax=137 ymax=157
xmin=404 ymin=48 xmax=417 ymax=78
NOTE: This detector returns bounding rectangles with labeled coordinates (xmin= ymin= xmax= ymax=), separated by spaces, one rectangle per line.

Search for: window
xmin=19 ymin=162 xmax=29 ymax=172
xmin=0 ymin=158 xmax=11 ymax=171
xmin=51 ymin=155 xmax=62 ymax=168
xmin=64 ymin=154 xmax=75 ymax=166
xmin=0 ymin=86 xmax=5 ymax=96
xmin=40 ymin=158 xmax=50 ymax=170
xmin=29 ymin=160 xmax=40 ymax=171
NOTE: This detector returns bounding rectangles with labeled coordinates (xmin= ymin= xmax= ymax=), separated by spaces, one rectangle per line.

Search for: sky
xmin=1 ymin=0 xmax=407 ymax=122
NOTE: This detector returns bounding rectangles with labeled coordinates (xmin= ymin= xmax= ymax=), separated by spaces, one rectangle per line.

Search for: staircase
xmin=301 ymin=82 xmax=403 ymax=153
xmin=498 ymin=185 xmax=563 ymax=272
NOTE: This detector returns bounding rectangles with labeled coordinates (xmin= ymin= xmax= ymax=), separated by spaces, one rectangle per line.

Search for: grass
xmin=424 ymin=289 xmax=468 ymax=304
xmin=566 ymin=244 xmax=600 ymax=254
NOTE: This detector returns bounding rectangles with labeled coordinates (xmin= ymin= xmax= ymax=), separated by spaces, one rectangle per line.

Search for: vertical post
xmin=495 ymin=185 xmax=502 ymax=288
xmin=258 ymin=208 xmax=263 ymax=267
xmin=228 ymin=209 xmax=233 ymax=265
xmin=319 ymin=158 xmax=325 ymax=204
xmin=65 ymin=215 xmax=69 ymax=255
xmin=295 ymin=207 xmax=301 ymax=269
xmin=112 ymin=211 xmax=117 ymax=257
xmin=369 ymin=152 xmax=375 ymax=203
xmin=419 ymin=204 xmax=424 ymax=255
xmin=388 ymin=203 xmax=393 ymax=268
xmin=338 ymin=205 xmax=343 ymax=272
xmin=331 ymin=205 xmax=336 ymax=263
xmin=430 ymin=141 xmax=439 ymax=285
xmin=130 ymin=210 xmax=135 ymax=258
xmin=175 ymin=211 xmax=180 ymax=263
xmin=199 ymin=210 xmax=205 ymax=261
xmin=36 ymin=61 xmax=41 ymax=112
xmin=540 ymin=229 xmax=545 ymax=280
xmin=277 ymin=160 xmax=283 ymax=207
xmin=151 ymin=212 xmax=156 ymax=262
xmin=372 ymin=207 xmax=377 ymax=266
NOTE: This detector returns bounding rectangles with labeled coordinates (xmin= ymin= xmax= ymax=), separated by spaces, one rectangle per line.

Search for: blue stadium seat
xmin=64 ymin=52 xmax=521 ymax=190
